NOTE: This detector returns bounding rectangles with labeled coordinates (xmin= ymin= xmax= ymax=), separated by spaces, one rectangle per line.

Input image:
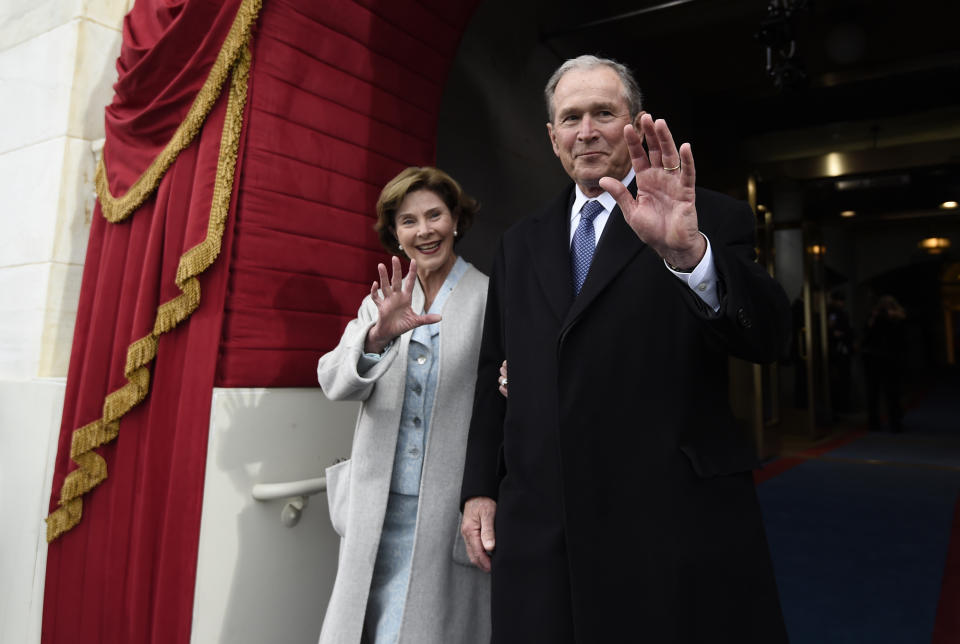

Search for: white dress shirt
xmin=569 ymin=169 xmax=720 ymax=312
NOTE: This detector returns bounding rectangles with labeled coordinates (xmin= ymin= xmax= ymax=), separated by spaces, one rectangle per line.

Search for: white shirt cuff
xmin=664 ymin=232 xmax=720 ymax=312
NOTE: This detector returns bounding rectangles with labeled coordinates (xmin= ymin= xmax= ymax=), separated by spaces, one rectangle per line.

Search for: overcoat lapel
xmin=561 ymin=180 xmax=644 ymax=334
xmin=525 ymin=188 xmax=575 ymax=322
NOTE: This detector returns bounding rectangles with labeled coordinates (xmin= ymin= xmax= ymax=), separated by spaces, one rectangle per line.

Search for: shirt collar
xmin=413 ymin=256 xmax=468 ymax=341
xmin=570 ymin=168 xmax=636 ymax=222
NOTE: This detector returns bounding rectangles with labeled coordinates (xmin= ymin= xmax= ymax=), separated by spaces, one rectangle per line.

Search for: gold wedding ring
xmin=663 ymin=161 xmax=681 ymax=172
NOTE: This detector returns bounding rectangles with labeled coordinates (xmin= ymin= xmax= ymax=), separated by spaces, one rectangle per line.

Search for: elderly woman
xmin=317 ymin=167 xmax=490 ymax=644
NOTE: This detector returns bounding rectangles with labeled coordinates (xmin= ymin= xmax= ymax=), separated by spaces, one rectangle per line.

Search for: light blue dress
xmin=358 ymin=257 xmax=469 ymax=644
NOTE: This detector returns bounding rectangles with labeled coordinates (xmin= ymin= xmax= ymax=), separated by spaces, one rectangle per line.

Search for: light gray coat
xmin=316 ymin=263 xmax=490 ymax=644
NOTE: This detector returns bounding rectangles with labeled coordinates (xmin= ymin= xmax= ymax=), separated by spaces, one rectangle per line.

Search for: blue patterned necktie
xmin=571 ymin=199 xmax=604 ymax=295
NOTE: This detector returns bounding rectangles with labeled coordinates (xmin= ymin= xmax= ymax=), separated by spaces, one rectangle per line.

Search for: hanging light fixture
xmin=918 ymin=237 xmax=951 ymax=254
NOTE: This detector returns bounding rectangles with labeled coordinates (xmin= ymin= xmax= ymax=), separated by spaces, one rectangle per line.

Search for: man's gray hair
xmin=544 ymin=55 xmax=644 ymax=123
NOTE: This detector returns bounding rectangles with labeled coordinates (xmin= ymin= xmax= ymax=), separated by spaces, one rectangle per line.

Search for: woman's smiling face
xmin=393 ymin=189 xmax=458 ymax=277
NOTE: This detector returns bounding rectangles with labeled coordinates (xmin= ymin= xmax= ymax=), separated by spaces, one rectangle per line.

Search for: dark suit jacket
xmin=461 ymin=183 xmax=791 ymax=643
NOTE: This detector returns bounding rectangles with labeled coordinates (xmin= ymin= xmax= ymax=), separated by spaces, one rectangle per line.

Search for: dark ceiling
xmin=535 ymin=0 xmax=960 ymax=223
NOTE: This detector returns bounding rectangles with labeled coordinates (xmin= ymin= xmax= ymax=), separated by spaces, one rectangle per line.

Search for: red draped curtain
xmin=43 ymin=0 xmax=479 ymax=642
xmin=218 ymin=0 xmax=480 ymax=385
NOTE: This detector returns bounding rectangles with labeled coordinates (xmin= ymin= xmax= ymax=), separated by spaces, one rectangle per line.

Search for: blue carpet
xmin=758 ymin=454 xmax=960 ymax=643
xmin=826 ymin=433 xmax=960 ymax=470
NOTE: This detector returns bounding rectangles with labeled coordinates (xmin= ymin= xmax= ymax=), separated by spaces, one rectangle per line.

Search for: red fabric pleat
xmin=216 ymin=0 xmax=481 ymax=387
xmin=104 ymin=0 xmax=248 ymax=193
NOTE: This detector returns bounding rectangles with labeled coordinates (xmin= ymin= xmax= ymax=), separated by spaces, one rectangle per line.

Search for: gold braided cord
xmin=45 ymin=40 xmax=255 ymax=543
xmin=95 ymin=0 xmax=263 ymax=223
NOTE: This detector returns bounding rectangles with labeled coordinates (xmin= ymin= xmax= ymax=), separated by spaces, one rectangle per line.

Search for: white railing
xmin=251 ymin=476 xmax=326 ymax=527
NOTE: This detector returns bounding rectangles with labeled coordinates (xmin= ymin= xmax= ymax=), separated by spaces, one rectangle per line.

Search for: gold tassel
xmin=95 ymin=0 xmax=263 ymax=224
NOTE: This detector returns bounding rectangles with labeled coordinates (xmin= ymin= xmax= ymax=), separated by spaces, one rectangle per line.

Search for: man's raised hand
xmin=599 ymin=114 xmax=706 ymax=271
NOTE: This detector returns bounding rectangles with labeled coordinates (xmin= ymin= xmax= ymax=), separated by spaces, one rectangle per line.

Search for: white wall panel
xmin=0 ymin=138 xmax=70 ymax=268
xmin=0 ymin=378 xmax=65 ymax=644
xmin=192 ymin=388 xmax=359 ymax=644
xmin=0 ymin=264 xmax=49 ymax=378
xmin=0 ymin=0 xmax=130 ymax=56
xmin=0 ymin=22 xmax=77 ymax=154
xmin=68 ymin=19 xmax=123 ymax=141
xmin=0 ymin=1 xmax=81 ymax=53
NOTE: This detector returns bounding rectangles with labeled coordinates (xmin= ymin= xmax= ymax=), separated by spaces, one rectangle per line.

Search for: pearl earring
xmin=454 ymin=230 xmax=458 ymax=237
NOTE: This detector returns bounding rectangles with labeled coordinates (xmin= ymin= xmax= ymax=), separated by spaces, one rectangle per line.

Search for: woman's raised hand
xmin=364 ymin=256 xmax=442 ymax=354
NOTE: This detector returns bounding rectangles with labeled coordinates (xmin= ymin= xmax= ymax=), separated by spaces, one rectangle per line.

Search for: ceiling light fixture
xmin=940 ymin=201 xmax=958 ymax=210
xmin=918 ymin=237 xmax=951 ymax=254
xmin=824 ymin=152 xmax=846 ymax=177
xmin=840 ymin=210 xmax=856 ymax=218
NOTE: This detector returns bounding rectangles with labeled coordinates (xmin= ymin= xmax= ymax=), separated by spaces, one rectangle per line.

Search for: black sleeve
xmin=680 ymin=197 xmax=792 ymax=364
xmin=459 ymin=239 xmax=508 ymax=509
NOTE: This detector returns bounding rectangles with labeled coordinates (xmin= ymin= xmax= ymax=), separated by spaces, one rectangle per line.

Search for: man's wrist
xmin=663 ymin=232 xmax=707 ymax=272
xmin=665 ymin=258 xmax=697 ymax=273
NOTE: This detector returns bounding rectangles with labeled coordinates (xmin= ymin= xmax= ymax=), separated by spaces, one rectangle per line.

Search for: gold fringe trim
xmin=45 ymin=31 xmax=256 ymax=543
xmin=95 ymin=0 xmax=262 ymax=223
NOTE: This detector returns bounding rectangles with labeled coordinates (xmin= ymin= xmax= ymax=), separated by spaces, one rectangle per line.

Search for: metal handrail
xmin=251 ymin=476 xmax=326 ymax=502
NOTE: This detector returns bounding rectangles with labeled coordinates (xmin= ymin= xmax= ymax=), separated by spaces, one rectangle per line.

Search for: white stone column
xmin=0 ymin=2 xmax=132 ymax=642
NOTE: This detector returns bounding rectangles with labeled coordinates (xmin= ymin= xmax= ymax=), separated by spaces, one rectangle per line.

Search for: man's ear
xmin=631 ymin=110 xmax=647 ymax=147
xmin=546 ymin=122 xmax=560 ymax=158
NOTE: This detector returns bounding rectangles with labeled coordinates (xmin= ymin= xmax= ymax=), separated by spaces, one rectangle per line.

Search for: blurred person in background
xmin=862 ymin=294 xmax=907 ymax=432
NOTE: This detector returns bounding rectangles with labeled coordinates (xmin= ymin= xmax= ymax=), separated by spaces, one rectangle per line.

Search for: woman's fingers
xmin=403 ymin=258 xmax=418 ymax=294
xmin=377 ymin=263 xmax=391 ymax=294
xmin=390 ymin=255 xmax=403 ymax=292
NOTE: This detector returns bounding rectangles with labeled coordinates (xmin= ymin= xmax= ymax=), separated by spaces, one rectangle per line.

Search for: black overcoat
xmin=461 ymin=183 xmax=791 ymax=643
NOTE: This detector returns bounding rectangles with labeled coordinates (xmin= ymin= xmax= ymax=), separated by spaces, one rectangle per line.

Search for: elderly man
xmin=460 ymin=55 xmax=790 ymax=642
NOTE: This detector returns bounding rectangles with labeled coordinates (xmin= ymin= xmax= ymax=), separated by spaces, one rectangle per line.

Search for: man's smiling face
xmin=547 ymin=65 xmax=639 ymax=197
